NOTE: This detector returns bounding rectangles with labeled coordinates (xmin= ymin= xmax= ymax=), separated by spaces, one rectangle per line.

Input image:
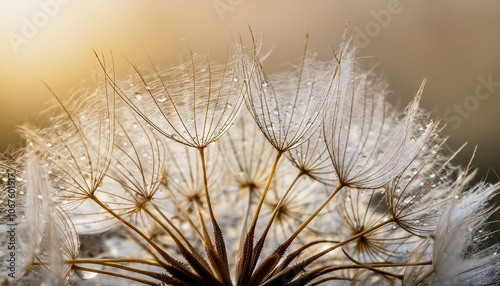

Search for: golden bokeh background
xmin=1 ymin=0 xmax=499 ymax=188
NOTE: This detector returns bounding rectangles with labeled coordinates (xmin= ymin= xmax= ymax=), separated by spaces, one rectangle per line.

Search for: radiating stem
xmin=161 ymin=181 xmax=205 ymax=242
xmin=248 ymin=150 xmax=283 ymax=233
xmin=278 ymin=182 xmax=344 ymax=254
xmin=261 ymin=217 xmax=396 ymax=286
xmin=89 ymin=195 xmax=168 ymax=262
xmin=146 ymin=204 xmax=198 ymax=255
xmin=88 ymin=194 xmax=193 ymax=279
xmin=236 ymin=150 xmax=283 ymax=285
xmin=73 ymin=261 xmax=159 ymax=278
xmin=302 ymin=216 xmax=395 ymax=268
xmin=72 ymin=265 xmax=158 ymax=286
xmin=66 ymin=258 xmax=161 ymax=267
xmin=297 ymin=260 xmax=433 ymax=285
xmin=198 ymin=147 xmax=232 ymax=286
xmin=239 ymin=184 xmax=255 ymax=249
xmin=197 ymin=147 xmax=218 ymax=236
xmin=246 ymin=182 xmax=345 ymax=285
xmin=259 ymin=171 xmax=304 ymax=242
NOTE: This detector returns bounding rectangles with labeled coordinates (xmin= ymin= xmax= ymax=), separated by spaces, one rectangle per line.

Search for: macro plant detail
xmin=1 ymin=35 xmax=499 ymax=286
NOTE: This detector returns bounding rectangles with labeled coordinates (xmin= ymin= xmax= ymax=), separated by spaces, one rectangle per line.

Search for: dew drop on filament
xmin=156 ymin=95 xmax=167 ymax=103
xmin=75 ymin=269 xmax=98 ymax=280
xmin=134 ymin=92 xmax=143 ymax=100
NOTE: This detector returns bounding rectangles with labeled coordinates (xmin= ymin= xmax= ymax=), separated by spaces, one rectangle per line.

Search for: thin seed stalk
xmin=278 ymin=182 xmax=344 ymax=254
xmin=236 ymin=150 xmax=283 ymax=284
xmin=261 ymin=217 xmax=397 ymax=286
xmin=88 ymin=195 xmax=171 ymax=263
xmin=257 ymin=171 xmax=304 ymax=246
xmin=248 ymin=150 xmax=283 ymax=233
xmin=197 ymin=147 xmax=232 ymax=286
xmin=72 ymin=265 xmax=158 ymax=286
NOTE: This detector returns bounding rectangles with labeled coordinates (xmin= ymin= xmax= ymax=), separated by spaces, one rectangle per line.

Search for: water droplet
xmin=79 ymin=155 xmax=86 ymax=161
xmin=46 ymin=142 xmax=53 ymax=148
xmin=156 ymin=95 xmax=167 ymax=103
xmin=233 ymin=77 xmax=239 ymax=82
xmin=75 ymin=269 xmax=98 ymax=280
xmin=134 ymin=92 xmax=143 ymax=100
xmin=261 ymin=80 xmax=268 ymax=87
xmin=410 ymin=168 xmax=417 ymax=175
xmin=403 ymin=195 xmax=415 ymax=205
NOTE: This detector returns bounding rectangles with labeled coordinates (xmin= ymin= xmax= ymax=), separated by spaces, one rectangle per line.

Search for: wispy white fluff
xmin=7 ymin=153 xmax=79 ymax=284
xmin=324 ymin=48 xmax=436 ymax=188
xmin=112 ymin=51 xmax=246 ymax=148
xmin=404 ymin=182 xmax=500 ymax=286
xmin=244 ymin=43 xmax=336 ymax=152
xmin=386 ymin=140 xmax=467 ymax=237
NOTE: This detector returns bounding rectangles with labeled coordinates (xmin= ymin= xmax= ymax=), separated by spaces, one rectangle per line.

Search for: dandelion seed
xmin=107 ymin=49 xmax=246 ymax=148
xmin=244 ymin=35 xmax=337 ymax=152
xmin=404 ymin=182 xmax=500 ymax=286
xmin=323 ymin=47 xmax=437 ymax=188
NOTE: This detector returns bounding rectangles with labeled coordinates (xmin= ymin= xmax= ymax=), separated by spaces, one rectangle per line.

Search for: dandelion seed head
xmin=3 ymin=34 xmax=499 ymax=285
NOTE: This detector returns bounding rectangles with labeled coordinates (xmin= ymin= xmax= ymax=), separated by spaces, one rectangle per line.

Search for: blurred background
xmin=1 ymin=1 xmax=499 ymax=184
